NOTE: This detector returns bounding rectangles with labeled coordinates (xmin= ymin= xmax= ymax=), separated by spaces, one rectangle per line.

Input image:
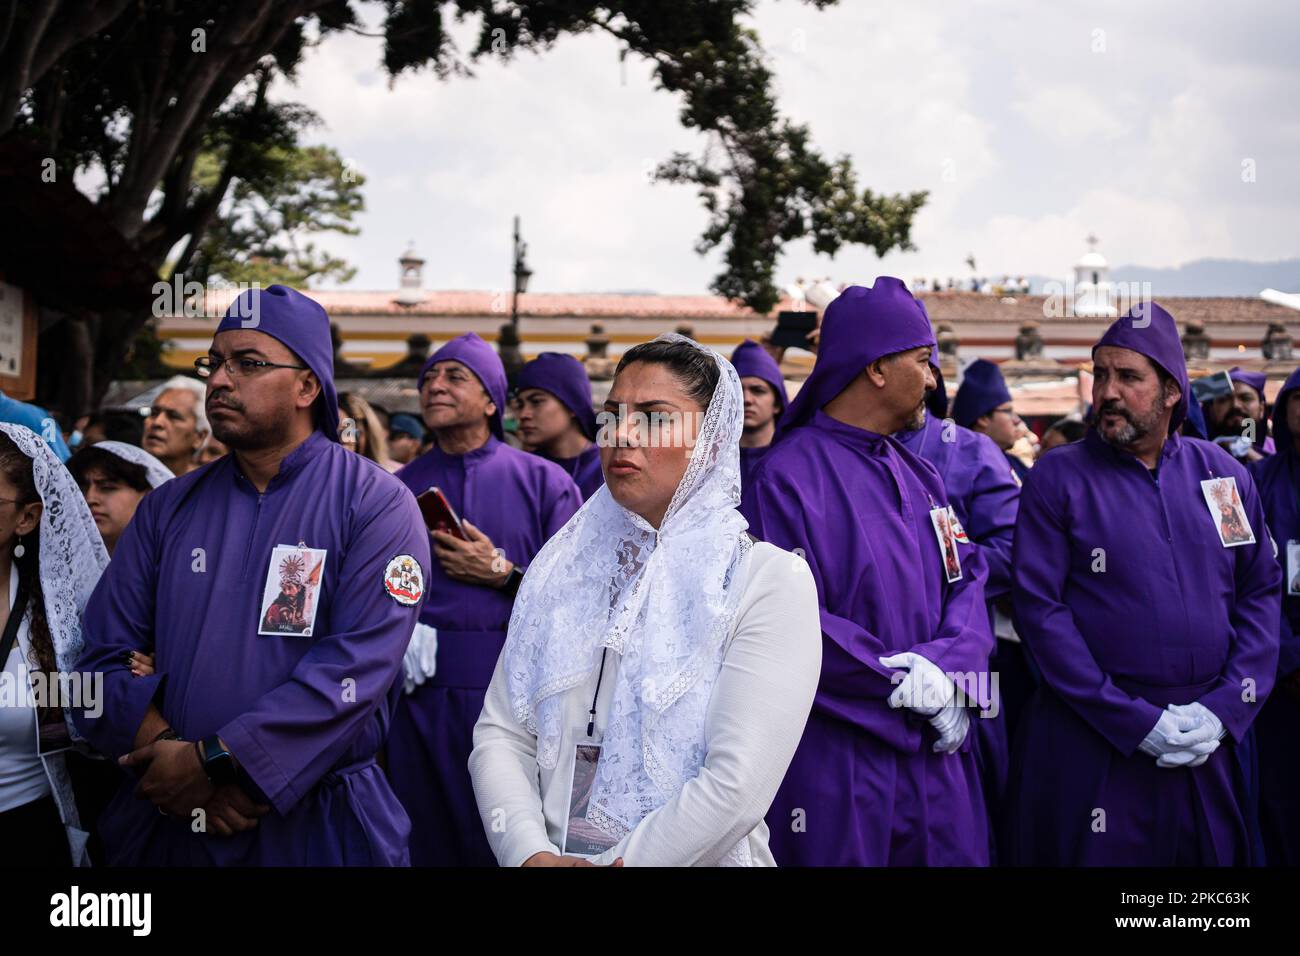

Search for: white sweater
xmin=469 ymin=540 xmax=822 ymax=866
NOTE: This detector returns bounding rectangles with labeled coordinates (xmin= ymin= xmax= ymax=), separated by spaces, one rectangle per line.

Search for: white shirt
xmin=469 ymin=541 xmax=821 ymax=866
xmin=0 ymin=564 xmax=52 ymax=813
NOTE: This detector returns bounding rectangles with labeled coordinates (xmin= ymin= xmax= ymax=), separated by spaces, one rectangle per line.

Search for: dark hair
xmin=1047 ymin=417 xmax=1088 ymax=443
xmin=615 ymin=339 xmax=720 ymax=408
xmin=83 ymin=409 xmax=146 ymax=445
xmin=67 ymin=446 xmax=154 ymax=494
xmin=0 ymin=433 xmax=54 ymax=698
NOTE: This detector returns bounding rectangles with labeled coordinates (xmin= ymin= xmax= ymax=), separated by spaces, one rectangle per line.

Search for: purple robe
xmin=1249 ymin=366 xmax=1300 ymax=863
xmin=388 ymin=437 xmax=581 ymax=865
xmin=544 ymin=443 xmax=604 ymax=501
xmin=897 ymin=414 xmax=1025 ymax=827
xmin=73 ymin=433 xmax=431 ymax=865
xmin=749 ymin=411 xmax=994 ymax=865
xmin=737 ymin=443 xmax=772 ymax=523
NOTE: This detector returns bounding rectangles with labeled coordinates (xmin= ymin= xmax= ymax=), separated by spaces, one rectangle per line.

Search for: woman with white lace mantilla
xmin=469 ymin=334 xmax=821 ymax=866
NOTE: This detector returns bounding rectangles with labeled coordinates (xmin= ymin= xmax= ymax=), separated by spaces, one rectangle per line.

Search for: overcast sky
xmin=270 ymin=0 xmax=1300 ymax=295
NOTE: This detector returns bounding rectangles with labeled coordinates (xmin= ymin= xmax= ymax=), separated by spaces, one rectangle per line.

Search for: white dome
xmin=1075 ymin=250 xmax=1108 ymax=270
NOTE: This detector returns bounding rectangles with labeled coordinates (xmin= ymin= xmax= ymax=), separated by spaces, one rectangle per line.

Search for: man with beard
xmin=1206 ymin=366 xmax=1274 ymax=463
xmin=746 ymin=278 xmax=994 ymax=866
xmin=74 ymin=285 xmax=431 ymax=865
xmin=1007 ymin=302 xmax=1280 ymax=865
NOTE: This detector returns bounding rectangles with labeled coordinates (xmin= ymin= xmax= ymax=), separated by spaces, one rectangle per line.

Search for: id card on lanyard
xmin=560 ymin=648 xmax=620 ymax=859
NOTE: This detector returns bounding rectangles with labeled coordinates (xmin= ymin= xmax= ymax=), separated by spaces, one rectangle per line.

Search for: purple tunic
xmin=544 ymin=443 xmax=604 ymax=501
xmin=73 ymin=432 xmax=431 ymax=865
xmin=1249 ymin=366 xmax=1300 ymax=863
xmin=388 ymin=438 xmax=581 ymax=865
xmin=897 ymin=414 xmax=1024 ymax=825
xmin=749 ymin=411 xmax=994 ymax=865
xmin=1010 ymin=430 xmax=1280 ymax=865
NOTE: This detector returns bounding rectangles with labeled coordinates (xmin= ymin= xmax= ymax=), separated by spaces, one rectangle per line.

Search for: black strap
xmin=0 ymin=574 xmax=31 ymax=666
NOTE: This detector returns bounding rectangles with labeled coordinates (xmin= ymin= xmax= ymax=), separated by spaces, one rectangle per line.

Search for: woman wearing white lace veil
xmin=470 ymin=334 xmax=821 ymax=866
xmin=67 ymin=440 xmax=172 ymax=557
xmin=0 ymin=423 xmax=109 ymax=865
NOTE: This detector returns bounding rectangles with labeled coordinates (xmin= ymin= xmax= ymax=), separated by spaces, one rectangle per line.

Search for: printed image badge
xmin=258 ymin=545 xmax=327 ymax=636
xmin=1199 ymin=476 xmax=1255 ymax=548
xmin=1287 ymin=541 xmax=1300 ymax=596
xmin=929 ymin=505 xmax=963 ymax=583
xmin=384 ymin=554 xmax=425 ymax=606
xmin=561 ymin=743 xmax=621 ymax=859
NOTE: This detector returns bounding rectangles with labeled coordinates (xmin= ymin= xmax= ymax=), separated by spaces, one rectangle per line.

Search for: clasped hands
xmin=119 ymin=739 xmax=269 ymax=836
xmin=1138 ymin=702 xmax=1226 ymax=768
xmin=880 ymin=652 xmax=969 ymax=754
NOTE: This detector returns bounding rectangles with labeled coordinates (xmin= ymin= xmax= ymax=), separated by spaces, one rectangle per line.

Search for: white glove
xmin=881 ymin=652 xmax=954 ymax=717
xmin=402 ymin=623 xmax=438 ymax=694
xmin=927 ymin=696 xmax=971 ymax=754
xmin=1168 ymin=701 xmax=1226 ymax=741
xmin=1138 ymin=704 xmax=1220 ymax=766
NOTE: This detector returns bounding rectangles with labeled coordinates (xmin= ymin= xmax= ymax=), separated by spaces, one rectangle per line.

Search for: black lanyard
xmin=586 ymin=648 xmax=609 ymax=739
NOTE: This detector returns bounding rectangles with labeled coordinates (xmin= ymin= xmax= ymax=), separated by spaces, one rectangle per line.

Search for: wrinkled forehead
xmin=421 ymin=359 xmax=477 ymax=385
xmin=1093 ymin=345 xmax=1160 ymax=377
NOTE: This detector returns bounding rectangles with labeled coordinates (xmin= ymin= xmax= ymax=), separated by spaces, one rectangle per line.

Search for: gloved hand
xmin=927 ymin=695 xmax=971 ymax=754
xmin=403 ymin=623 xmax=438 ymax=694
xmin=1168 ymin=701 xmax=1226 ymax=742
xmin=881 ymin=652 xmax=955 ymax=717
xmin=1138 ymin=704 xmax=1220 ymax=766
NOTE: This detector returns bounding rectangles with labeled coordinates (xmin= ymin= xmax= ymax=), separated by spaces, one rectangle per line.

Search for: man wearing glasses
xmin=953 ymin=359 xmax=1030 ymax=486
xmin=74 ymin=284 xmax=431 ymax=866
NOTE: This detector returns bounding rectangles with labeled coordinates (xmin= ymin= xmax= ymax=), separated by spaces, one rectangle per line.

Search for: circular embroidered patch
xmin=384 ymin=554 xmax=424 ymax=606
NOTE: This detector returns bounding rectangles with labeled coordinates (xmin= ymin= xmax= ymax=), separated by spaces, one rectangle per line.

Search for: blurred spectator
xmin=141 ymin=376 xmax=209 ymax=477
xmin=0 ymin=390 xmax=71 ymax=461
xmin=338 ymin=391 xmax=396 ymax=471
xmin=386 ymin=413 xmax=424 ymax=466
xmin=1038 ymin=416 xmax=1088 ymax=458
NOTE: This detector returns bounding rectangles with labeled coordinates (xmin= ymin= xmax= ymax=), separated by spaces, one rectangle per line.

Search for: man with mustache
xmin=746 ymin=277 xmax=994 ymax=866
xmin=1206 ymin=366 xmax=1274 ymax=463
xmin=1007 ymin=302 xmax=1280 ymax=865
xmin=387 ymin=333 xmax=582 ymax=866
xmin=142 ymin=376 xmax=210 ymax=477
xmin=73 ymin=285 xmax=431 ymax=865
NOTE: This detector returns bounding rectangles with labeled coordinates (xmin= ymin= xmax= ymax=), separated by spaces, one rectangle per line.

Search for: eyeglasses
xmin=195 ymin=356 xmax=309 ymax=379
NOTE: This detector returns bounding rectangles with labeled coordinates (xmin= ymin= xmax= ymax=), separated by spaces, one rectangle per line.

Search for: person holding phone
xmin=389 ymin=332 xmax=582 ymax=866
xmin=469 ymin=335 xmax=820 ymax=866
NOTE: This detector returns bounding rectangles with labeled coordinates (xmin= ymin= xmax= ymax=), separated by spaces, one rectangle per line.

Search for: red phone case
xmin=417 ymin=488 xmax=467 ymax=540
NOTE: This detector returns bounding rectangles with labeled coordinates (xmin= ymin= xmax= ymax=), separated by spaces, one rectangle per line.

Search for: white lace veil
xmin=0 ymin=423 xmax=109 ymax=674
xmin=503 ymin=333 xmax=753 ymax=859
xmin=94 ymin=441 xmax=174 ymax=489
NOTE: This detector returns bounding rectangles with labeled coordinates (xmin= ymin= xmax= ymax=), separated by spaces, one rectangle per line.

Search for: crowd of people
xmin=0 ymin=276 xmax=1296 ymax=868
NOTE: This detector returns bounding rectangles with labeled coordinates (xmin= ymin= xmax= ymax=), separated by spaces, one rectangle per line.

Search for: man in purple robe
xmin=896 ymin=344 xmax=1024 ymax=840
xmin=952 ymin=359 xmax=1030 ymax=485
xmin=388 ymin=333 xmax=582 ymax=866
xmin=1009 ymin=302 xmax=1280 ymax=865
xmin=1248 ymin=366 xmax=1300 ymax=863
xmin=514 ymin=352 xmax=603 ymax=500
xmin=1205 ymin=366 xmax=1274 ymax=463
xmin=747 ymin=277 xmax=994 ymax=866
xmin=73 ymin=285 xmax=431 ymax=865
xmin=731 ymin=339 xmax=788 ymax=524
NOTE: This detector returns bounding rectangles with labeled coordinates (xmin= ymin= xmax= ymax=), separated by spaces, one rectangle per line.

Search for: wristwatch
xmin=197 ymin=735 xmax=238 ymax=787
xmin=500 ymin=564 xmax=525 ymax=598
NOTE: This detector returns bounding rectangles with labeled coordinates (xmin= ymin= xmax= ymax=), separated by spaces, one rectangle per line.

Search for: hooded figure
xmin=1248 ymin=366 xmax=1300 ymax=863
xmin=952 ymin=360 xmax=1013 ymax=429
xmin=1225 ymin=366 xmax=1275 ymax=456
xmin=390 ymin=335 xmax=582 ymax=866
xmin=1008 ymin=301 xmax=1280 ymax=865
xmin=515 ymin=353 xmax=603 ymax=500
xmin=74 ymin=287 xmax=432 ymax=865
xmin=731 ymin=339 xmax=789 ymax=521
xmin=746 ymin=277 xmax=995 ymax=866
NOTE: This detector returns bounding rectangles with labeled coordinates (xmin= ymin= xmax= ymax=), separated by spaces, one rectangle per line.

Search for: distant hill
xmin=1025 ymin=258 xmax=1300 ymax=297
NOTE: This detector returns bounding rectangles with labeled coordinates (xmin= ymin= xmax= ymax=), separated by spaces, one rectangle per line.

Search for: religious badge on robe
xmin=1287 ymin=541 xmax=1300 ymax=596
xmin=258 ymin=545 xmax=327 ymax=636
xmin=1199 ymin=477 xmax=1255 ymax=548
xmin=929 ymin=505 xmax=963 ymax=583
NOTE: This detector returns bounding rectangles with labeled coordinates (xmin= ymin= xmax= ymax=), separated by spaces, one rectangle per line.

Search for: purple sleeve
xmin=1200 ymin=472 xmax=1281 ymax=740
xmin=1012 ymin=469 xmax=1164 ymax=755
xmin=217 ymin=486 xmax=431 ymax=815
xmin=749 ymin=471 xmax=919 ymax=752
xmin=912 ymin=537 xmax=995 ymax=679
xmin=541 ymin=469 xmax=582 ymax=540
xmin=72 ymin=493 xmax=165 ymax=758
xmin=965 ymin=437 xmax=1020 ymax=600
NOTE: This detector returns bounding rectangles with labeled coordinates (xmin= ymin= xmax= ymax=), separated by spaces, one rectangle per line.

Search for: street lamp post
xmin=510 ymin=215 xmax=531 ymax=331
